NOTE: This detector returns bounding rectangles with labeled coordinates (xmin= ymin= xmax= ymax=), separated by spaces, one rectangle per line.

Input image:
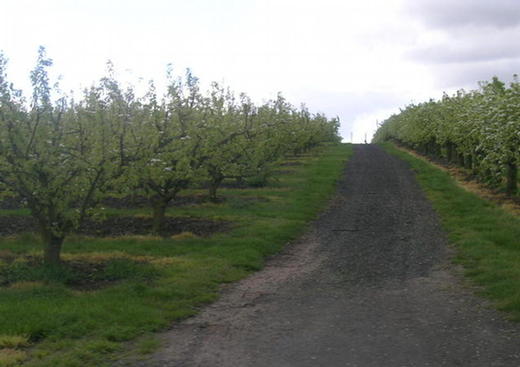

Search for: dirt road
xmin=121 ymin=144 xmax=520 ymax=367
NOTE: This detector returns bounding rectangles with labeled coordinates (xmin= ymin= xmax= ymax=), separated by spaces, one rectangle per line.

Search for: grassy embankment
xmin=0 ymin=143 xmax=352 ymax=367
xmin=383 ymin=142 xmax=520 ymax=321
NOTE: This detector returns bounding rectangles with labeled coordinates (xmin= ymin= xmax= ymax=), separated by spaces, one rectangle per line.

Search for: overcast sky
xmin=2 ymin=0 xmax=519 ymax=142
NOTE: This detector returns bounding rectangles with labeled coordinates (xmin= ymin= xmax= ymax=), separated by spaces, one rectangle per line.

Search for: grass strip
xmin=383 ymin=142 xmax=520 ymax=321
xmin=0 ymin=143 xmax=352 ymax=367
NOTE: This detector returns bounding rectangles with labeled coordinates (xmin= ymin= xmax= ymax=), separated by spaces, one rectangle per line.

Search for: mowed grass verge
xmin=0 ymin=143 xmax=352 ymax=367
xmin=383 ymin=143 xmax=520 ymax=321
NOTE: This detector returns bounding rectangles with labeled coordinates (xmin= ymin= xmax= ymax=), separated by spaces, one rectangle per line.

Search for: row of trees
xmin=0 ymin=47 xmax=341 ymax=264
xmin=373 ymin=76 xmax=520 ymax=195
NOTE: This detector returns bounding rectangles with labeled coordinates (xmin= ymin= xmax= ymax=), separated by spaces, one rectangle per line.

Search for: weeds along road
xmin=121 ymin=144 xmax=520 ymax=367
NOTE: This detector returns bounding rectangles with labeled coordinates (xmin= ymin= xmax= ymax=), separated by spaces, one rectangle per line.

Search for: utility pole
xmin=350 ymin=132 xmax=353 ymax=143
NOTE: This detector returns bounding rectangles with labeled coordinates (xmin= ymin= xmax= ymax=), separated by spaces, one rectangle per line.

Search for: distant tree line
xmin=373 ymin=76 xmax=520 ymax=195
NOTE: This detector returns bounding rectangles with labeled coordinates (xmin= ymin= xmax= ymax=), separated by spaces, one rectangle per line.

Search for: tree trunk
xmin=473 ymin=153 xmax=482 ymax=176
xmin=208 ymin=176 xmax=223 ymax=202
xmin=208 ymin=183 xmax=219 ymax=202
xmin=458 ymin=152 xmax=465 ymax=167
xmin=445 ymin=142 xmax=453 ymax=163
xmin=208 ymin=185 xmax=217 ymax=202
xmin=484 ymin=168 xmax=493 ymax=183
xmin=43 ymin=233 xmax=64 ymax=265
xmin=449 ymin=144 xmax=458 ymax=163
xmin=235 ymin=176 xmax=245 ymax=187
xmin=465 ymin=154 xmax=473 ymax=170
xmin=506 ymin=161 xmax=518 ymax=195
xmin=152 ymin=199 xmax=169 ymax=235
xmin=433 ymin=143 xmax=441 ymax=159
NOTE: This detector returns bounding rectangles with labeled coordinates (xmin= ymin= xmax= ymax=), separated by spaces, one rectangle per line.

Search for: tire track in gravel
xmin=118 ymin=144 xmax=520 ymax=367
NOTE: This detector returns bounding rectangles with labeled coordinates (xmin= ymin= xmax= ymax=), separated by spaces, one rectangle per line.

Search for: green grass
xmin=0 ymin=143 xmax=352 ymax=366
xmin=382 ymin=142 xmax=520 ymax=321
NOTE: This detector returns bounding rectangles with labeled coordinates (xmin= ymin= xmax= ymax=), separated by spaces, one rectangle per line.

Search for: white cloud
xmin=403 ymin=0 xmax=520 ymax=89
xmin=1 ymin=0 xmax=519 ymax=142
xmin=406 ymin=0 xmax=520 ymax=30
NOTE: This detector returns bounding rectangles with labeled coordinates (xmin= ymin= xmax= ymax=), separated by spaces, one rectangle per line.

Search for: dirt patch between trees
xmin=0 ymin=194 xmax=269 ymax=210
xmin=0 ymin=216 xmax=229 ymax=237
xmin=117 ymin=144 xmax=520 ymax=367
xmin=100 ymin=195 xmax=208 ymax=209
xmin=77 ymin=216 xmax=229 ymax=237
xmin=0 ymin=197 xmax=25 ymax=210
xmin=0 ymin=195 xmax=210 ymax=210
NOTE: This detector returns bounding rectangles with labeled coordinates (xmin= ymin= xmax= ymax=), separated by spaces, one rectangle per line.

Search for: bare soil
xmin=0 ymin=196 xmax=24 ymax=210
xmin=118 ymin=145 xmax=520 ymax=367
xmin=0 ymin=216 xmax=228 ymax=237
xmin=0 ymin=195 xmax=209 ymax=210
xmin=100 ymin=195 xmax=208 ymax=209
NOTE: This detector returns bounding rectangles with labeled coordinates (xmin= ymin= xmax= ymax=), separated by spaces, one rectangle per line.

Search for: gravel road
xmin=120 ymin=144 xmax=520 ymax=367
